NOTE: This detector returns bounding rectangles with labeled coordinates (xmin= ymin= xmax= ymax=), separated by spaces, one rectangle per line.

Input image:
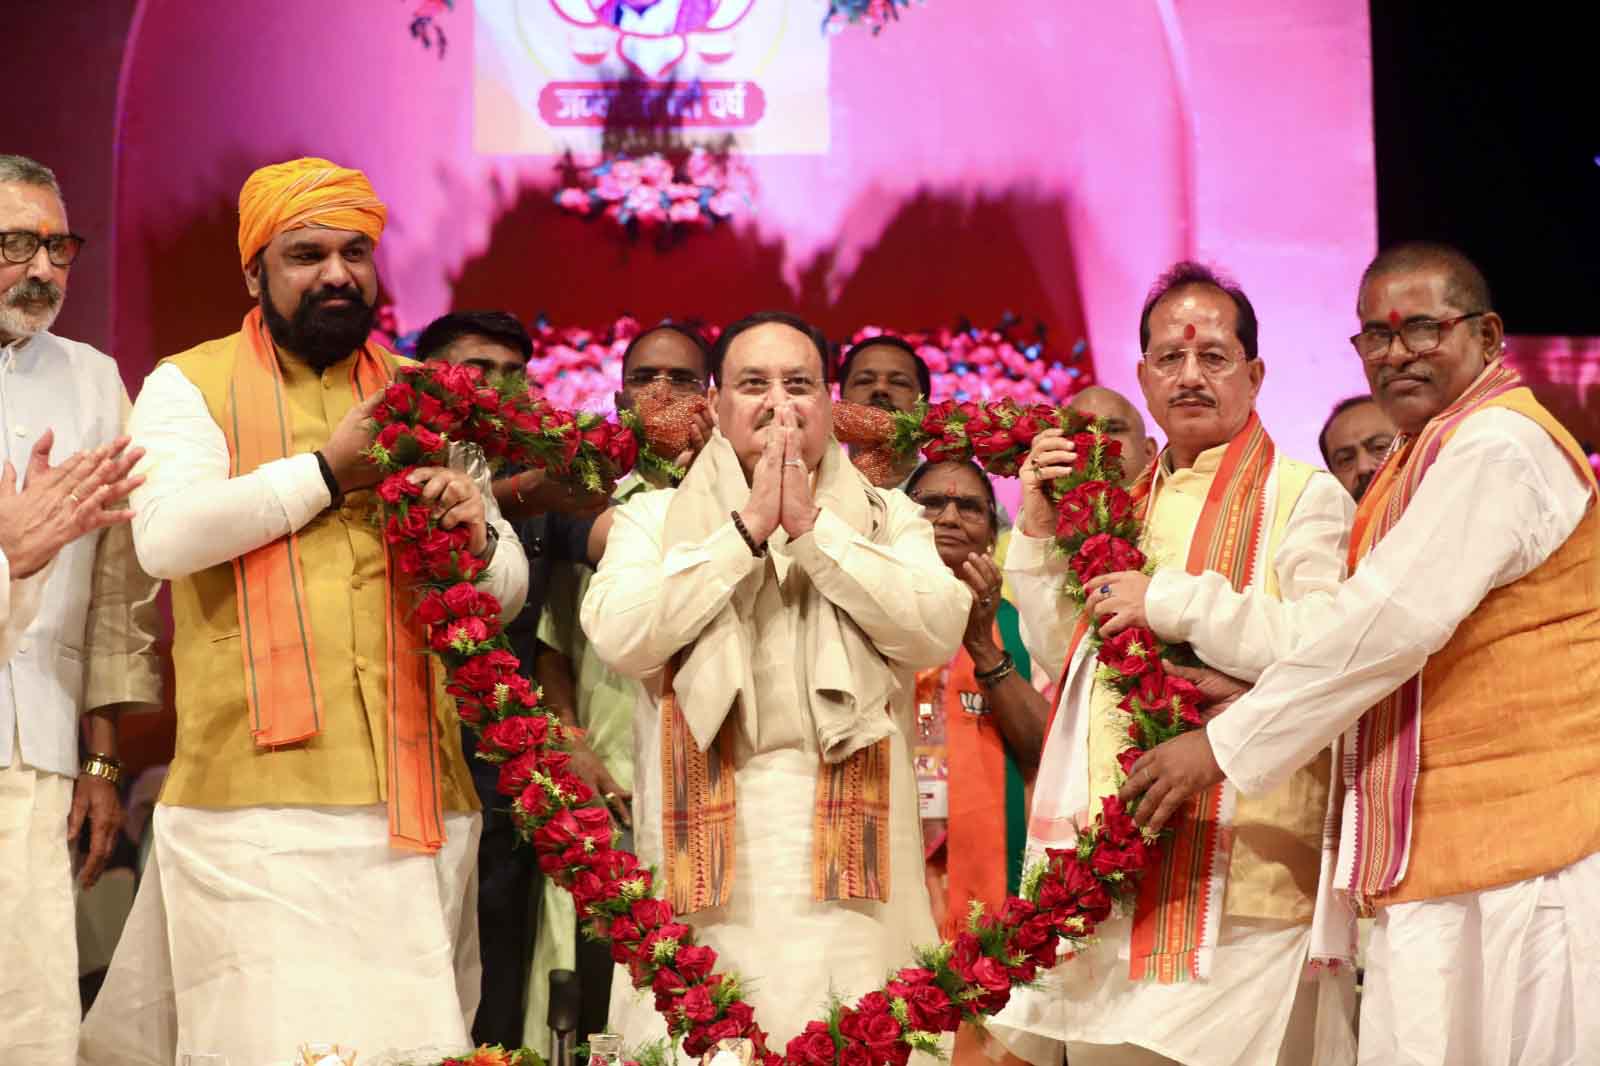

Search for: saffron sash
xmin=1339 ymin=361 xmax=1525 ymax=912
xmin=1127 ymin=413 xmax=1276 ymax=982
xmin=919 ymin=609 xmax=1030 ymax=939
xmin=661 ymin=659 xmax=893 ymax=913
xmin=223 ymin=306 xmax=444 ymax=853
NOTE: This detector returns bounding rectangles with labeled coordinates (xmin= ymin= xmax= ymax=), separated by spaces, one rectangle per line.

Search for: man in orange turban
xmin=81 ymin=158 xmax=529 ymax=1065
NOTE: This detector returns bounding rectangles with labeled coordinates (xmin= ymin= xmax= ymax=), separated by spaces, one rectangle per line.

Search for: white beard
xmin=0 ymin=287 xmax=62 ymax=343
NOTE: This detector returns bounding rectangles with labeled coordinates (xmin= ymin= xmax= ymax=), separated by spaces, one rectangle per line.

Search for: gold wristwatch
xmin=81 ymin=752 xmax=124 ymax=787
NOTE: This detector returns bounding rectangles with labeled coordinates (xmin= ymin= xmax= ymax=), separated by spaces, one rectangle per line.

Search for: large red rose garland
xmin=370 ymin=366 xmax=1204 ymax=1066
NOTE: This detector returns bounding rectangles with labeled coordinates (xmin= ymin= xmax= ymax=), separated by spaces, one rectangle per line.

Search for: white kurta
xmin=992 ymin=445 xmax=1357 ymax=1066
xmin=80 ymin=804 xmax=482 ymax=1066
xmin=1180 ymin=407 xmax=1597 ymax=1066
xmin=0 ymin=329 xmax=163 ymax=1064
xmin=580 ymin=487 xmax=967 ymax=1061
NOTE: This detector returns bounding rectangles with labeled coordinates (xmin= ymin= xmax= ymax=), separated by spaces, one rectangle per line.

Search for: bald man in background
xmin=81 ymin=158 xmax=528 ymax=1065
xmin=1069 ymin=385 xmax=1159 ymax=484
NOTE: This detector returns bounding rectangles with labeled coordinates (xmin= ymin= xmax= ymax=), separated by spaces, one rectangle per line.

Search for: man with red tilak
xmin=1122 ymin=243 xmax=1600 ymax=1065
xmin=990 ymin=262 xmax=1357 ymax=1066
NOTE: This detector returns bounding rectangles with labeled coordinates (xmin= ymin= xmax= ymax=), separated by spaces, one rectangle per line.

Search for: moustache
xmin=1352 ymin=471 xmax=1374 ymax=500
xmin=1169 ymin=389 xmax=1216 ymax=408
xmin=868 ymin=394 xmax=897 ymax=411
xmin=301 ymin=286 xmax=368 ymax=313
xmin=4 ymin=277 xmax=63 ymax=310
xmin=1380 ymin=367 xmax=1431 ymax=389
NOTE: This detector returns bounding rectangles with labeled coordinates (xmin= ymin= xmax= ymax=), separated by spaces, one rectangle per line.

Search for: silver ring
xmin=67 ymin=492 xmax=81 ymax=504
xmin=783 ymin=459 xmax=805 ymax=468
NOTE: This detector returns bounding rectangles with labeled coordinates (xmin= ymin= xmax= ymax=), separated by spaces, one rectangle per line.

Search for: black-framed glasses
xmin=911 ymin=492 xmax=991 ymax=522
xmin=1349 ymin=312 xmax=1487 ymax=362
xmin=0 ymin=230 xmax=86 ymax=268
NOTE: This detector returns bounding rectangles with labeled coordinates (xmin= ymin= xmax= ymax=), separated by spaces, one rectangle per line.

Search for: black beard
xmin=259 ymin=269 xmax=376 ymax=370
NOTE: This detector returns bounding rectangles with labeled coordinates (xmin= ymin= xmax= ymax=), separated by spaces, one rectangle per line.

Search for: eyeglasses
xmin=733 ymin=374 xmax=821 ymax=398
xmin=0 ymin=230 xmax=86 ymax=268
xmin=624 ymin=367 xmax=704 ymax=391
xmin=1349 ymin=312 xmax=1487 ymax=362
xmin=911 ymin=492 xmax=991 ymax=522
xmin=1141 ymin=347 xmax=1247 ymax=379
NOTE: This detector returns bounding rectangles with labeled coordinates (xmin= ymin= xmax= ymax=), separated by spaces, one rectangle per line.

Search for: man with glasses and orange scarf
xmin=1123 ymin=243 xmax=1600 ymax=1065
xmin=990 ymin=263 xmax=1357 ymax=1066
xmin=81 ymin=157 xmax=528 ymax=1066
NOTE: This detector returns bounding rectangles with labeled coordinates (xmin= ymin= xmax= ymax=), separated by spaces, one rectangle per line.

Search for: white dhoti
xmin=79 ymin=803 xmax=482 ymax=1066
xmin=610 ymin=740 xmax=941 ymax=1065
xmin=988 ymin=915 xmax=1355 ymax=1066
xmin=1358 ymin=850 xmax=1600 ymax=1066
xmin=0 ymin=756 xmax=78 ymax=1062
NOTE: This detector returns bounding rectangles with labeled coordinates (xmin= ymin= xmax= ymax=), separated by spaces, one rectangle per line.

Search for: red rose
xmin=603 ymin=423 xmax=640 ymax=473
xmin=377 ymin=473 xmax=421 ymax=504
xmin=534 ymin=810 xmax=582 ymax=852
xmin=1096 ymin=627 xmax=1159 ymax=680
xmin=838 ymin=1040 xmax=871 ymax=1066
xmin=399 ymin=504 xmax=431 ymax=540
xmin=1069 ymin=533 xmax=1146 ymax=587
xmin=516 ymin=782 xmax=553 ymax=823
xmin=1010 ymin=408 xmax=1044 ymax=447
xmin=444 ymin=655 xmax=499 ymax=697
xmin=922 ymin=432 xmax=971 ymax=464
xmin=479 ymin=715 xmax=546 ymax=759
xmin=473 ymin=387 xmax=502 ymax=414
xmin=1096 ymin=795 xmax=1142 ymax=847
xmin=1116 ymin=747 xmax=1143 ymax=779
xmin=970 ymin=956 xmax=1011 ymax=994
xmin=497 ymin=751 xmax=540 ymax=796
xmin=377 ymin=422 xmax=406 ymax=452
xmin=631 ymin=898 xmax=675 ymax=931
xmin=651 ymin=965 xmax=686 ymax=1000
xmin=1120 ymin=671 xmax=1204 ymax=731
xmin=1039 ymin=853 xmax=1112 ymax=927
xmin=702 ymin=1018 xmax=746 ymax=1044
xmin=900 ymin=983 xmax=957 ymax=1032
xmin=859 ymin=1012 xmax=902 ymax=1055
xmin=998 ymin=896 xmax=1036 ymax=927
xmin=384 ymin=380 xmax=417 ymax=415
xmin=441 ymin=582 xmax=482 ymax=617
xmin=415 ymin=591 xmax=450 ymax=627
xmin=571 ymin=804 xmax=613 ymax=844
xmin=679 ymin=983 xmax=717 ymax=1023
xmin=789 ymin=1023 xmax=837 ymax=1066
xmin=674 ymin=944 xmax=716 ymax=982
xmin=723 ymin=1000 xmax=755 ymax=1032
xmin=949 ymin=931 xmax=982 ymax=981
xmin=1091 ymin=838 xmax=1151 ymax=879
xmin=920 ymin=400 xmax=954 ymax=438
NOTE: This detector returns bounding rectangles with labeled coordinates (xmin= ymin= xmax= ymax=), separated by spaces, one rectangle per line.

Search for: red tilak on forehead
xmin=1388 ymin=310 xmax=1401 ymax=328
xmin=1183 ymin=323 xmax=1196 ymax=340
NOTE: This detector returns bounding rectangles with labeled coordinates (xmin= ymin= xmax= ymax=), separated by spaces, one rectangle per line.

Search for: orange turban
xmin=236 ymin=157 xmax=388 ymax=269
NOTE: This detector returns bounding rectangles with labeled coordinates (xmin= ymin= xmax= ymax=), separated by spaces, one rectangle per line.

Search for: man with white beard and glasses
xmin=0 ymin=153 xmax=160 ymax=1063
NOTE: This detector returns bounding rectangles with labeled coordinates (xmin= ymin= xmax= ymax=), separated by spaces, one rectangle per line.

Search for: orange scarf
xmin=660 ymin=657 xmax=891 ymax=913
xmin=1128 ymin=413 xmax=1277 ymax=982
xmin=223 ymin=307 xmax=444 ymax=853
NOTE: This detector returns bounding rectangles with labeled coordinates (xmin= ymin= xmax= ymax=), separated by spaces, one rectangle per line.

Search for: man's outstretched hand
xmin=1117 ymin=729 xmax=1226 ymax=834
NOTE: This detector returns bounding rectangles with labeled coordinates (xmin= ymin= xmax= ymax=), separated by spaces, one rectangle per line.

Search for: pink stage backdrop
xmin=111 ymin=0 xmax=1375 ymax=465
